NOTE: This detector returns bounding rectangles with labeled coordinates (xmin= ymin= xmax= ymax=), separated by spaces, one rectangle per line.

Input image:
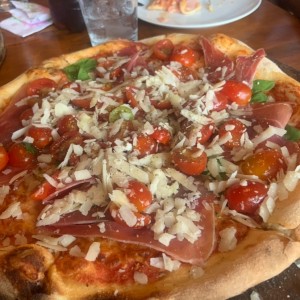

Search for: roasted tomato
xmin=153 ymin=38 xmax=174 ymax=61
xmin=240 ymin=149 xmax=287 ymax=181
xmin=149 ymin=126 xmax=172 ymax=145
xmin=125 ymin=180 xmax=153 ymax=212
xmin=26 ymin=78 xmax=57 ymax=97
xmin=171 ymin=147 xmax=207 ymax=176
xmin=0 ymin=145 xmax=9 ymax=171
xmin=219 ymin=80 xmax=252 ymax=106
xmin=27 ymin=126 xmax=53 ymax=149
xmin=224 ymin=180 xmax=268 ymax=215
xmin=57 ymin=115 xmax=79 ymax=135
xmin=134 ymin=134 xmax=158 ymax=157
xmin=170 ymin=45 xmax=197 ymax=67
xmin=8 ymin=142 xmax=38 ymax=169
xmin=218 ymin=119 xmax=246 ymax=149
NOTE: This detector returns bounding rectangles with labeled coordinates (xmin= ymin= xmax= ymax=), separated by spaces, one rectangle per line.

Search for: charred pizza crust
xmin=0 ymin=33 xmax=299 ymax=300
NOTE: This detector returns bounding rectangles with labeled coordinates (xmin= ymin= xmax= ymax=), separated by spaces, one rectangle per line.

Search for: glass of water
xmin=78 ymin=0 xmax=138 ymax=47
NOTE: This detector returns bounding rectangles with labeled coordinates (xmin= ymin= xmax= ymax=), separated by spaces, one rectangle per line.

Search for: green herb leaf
xmin=284 ymin=125 xmax=300 ymax=141
xmin=250 ymin=92 xmax=268 ymax=103
xmin=23 ymin=142 xmax=37 ymax=154
xmin=252 ymin=80 xmax=275 ymax=94
xmin=63 ymin=58 xmax=97 ymax=81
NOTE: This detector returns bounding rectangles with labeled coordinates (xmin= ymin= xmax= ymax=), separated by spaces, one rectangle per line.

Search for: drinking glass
xmin=78 ymin=0 xmax=138 ymax=47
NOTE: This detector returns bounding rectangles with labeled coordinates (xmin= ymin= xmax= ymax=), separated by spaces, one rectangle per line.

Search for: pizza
xmin=0 ymin=33 xmax=299 ymax=300
xmin=147 ymin=0 xmax=201 ymax=15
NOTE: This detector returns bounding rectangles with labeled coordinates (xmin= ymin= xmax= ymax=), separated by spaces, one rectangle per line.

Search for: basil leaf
xmin=284 ymin=125 xmax=300 ymax=141
xmin=23 ymin=142 xmax=37 ymax=154
xmin=252 ymin=80 xmax=275 ymax=94
xmin=63 ymin=58 xmax=97 ymax=81
xmin=250 ymin=92 xmax=268 ymax=103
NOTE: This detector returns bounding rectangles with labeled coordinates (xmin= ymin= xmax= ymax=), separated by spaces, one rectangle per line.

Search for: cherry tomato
xmin=109 ymin=203 xmax=152 ymax=229
xmin=125 ymin=180 xmax=153 ymax=212
xmin=218 ymin=119 xmax=246 ymax=149
xmin=153 ymin=39 xmax=174 ymax=60
xmin=19 ymin=108 xmax=34 ymax=124
xmin=171 ymin=147 xmax=207 ymax=176
xmin=170 ymin=45 xmax=197 ymax=67
xmin=219 ymin=80 xmax=252 ymax=106
xmin=150 ymin=126 xmax=172 ymax=145
xmin=124 ymin=86 xmax=139 ymax=108
xmin=50 ymin=131 xmax=83 ymax=165
xmin=71 ymin=92 xmax=93 ymax=110
xmin=172 ymin=66 xmax=198 ymax=82
xmin=134 ymin=134 xmax=158 ymax=157
xmin=0 ymin=145 xmax=9 ymax=171
xmin=27 ymin=126 xmax=53 ymax=149
xmin=213 ymin=91 xmax=228 ymax=112
xmin=150 ymin=98 xmax=172 ymax=110
xmin=57 ymin=115 xmax=79 ymax=135
xmin=224 ymin=181 xmax=268 ymax=215
xmin=26 ymin=78 xmax=57 ymax=97
xmin=8 ymin=142 xmax=38 ymax=169
xmin=198 ymin=124 xmax=214 ymax=145
xmin=240 ymin=149 xmax=287 ymax=181
xmin=31 ymin=173 xmax=59 ymax=201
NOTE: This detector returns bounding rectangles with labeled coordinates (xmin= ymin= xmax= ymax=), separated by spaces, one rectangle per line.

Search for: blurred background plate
xmin=138 ymin=0 xmax=262 ymax=28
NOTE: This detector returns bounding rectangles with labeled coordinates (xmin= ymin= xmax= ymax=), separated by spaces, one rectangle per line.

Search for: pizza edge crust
xmin=0 ymin=33 xmax=299 ymax=299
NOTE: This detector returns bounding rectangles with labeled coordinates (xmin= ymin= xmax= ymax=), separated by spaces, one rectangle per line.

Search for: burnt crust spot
xmin=2 ymin=245 xmax=53 ymax=299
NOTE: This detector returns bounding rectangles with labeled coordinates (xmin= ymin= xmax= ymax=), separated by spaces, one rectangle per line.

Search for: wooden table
xmin=0 ymin=0 xmax=299 ymax=87
xmin=0 ymin=1 xmax=299 ymax=299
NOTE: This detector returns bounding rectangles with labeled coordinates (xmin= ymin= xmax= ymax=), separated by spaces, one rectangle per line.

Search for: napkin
xmin=0 ymin=1 xmax=53 ymax=37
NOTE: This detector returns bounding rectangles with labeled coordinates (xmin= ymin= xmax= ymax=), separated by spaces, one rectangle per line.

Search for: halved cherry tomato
xmin=8 ymin=142 xmax=38 ymax=169
xmin=150 ymin=126 xmax=172 ymax=145
xmin=26 ymin=78 xmax=57 ymax=97
xmin=57 ymin=115 xmax=79 ymax=135
xmin=150 ymin=98 xmax=172 ymax=110
xmin=0 ymin=145 xmax=9 ymax=171
xmin=171 ymin=147 xmax=207 ymax=176
xmin=218 ymin=119 xmax=246 ymax=149
xmin=71 ymin=92 xmax=93 ymax=110
xmin=197 ymin=124 xmax=214 ymax=145
xmin=27 ymin=126 xmax=53 ymax=149
xmin=31 ymin=172 xmax=59 ymax=201
xmin=124 ymin=86 xmax=139 ymax=108
xmin=219 ymin=80 xmax=252 ymax=106
xmin=19 ymin=108 xmax=34 ymax=124
xmin=109 ymin=203 xmax=152 ymax=229
xmin=170 ymin=45 xmax=197 ymax=67
xmin=213 ymin=91 xmax=229 ymax=112
xmin=134 ymin=134 xmax=158 ymax=157
xmin=183 ymin=122 xmax=214 ymax=145
xmin=153 ymin=39 xmax=174 ymax=60
xmin=125 ymin=180 xmax=153 ymax=212
xmin=240 ymin=149 xmax=287 ymax=181
xmin=224 ymin=180 xmax=268 ymax=215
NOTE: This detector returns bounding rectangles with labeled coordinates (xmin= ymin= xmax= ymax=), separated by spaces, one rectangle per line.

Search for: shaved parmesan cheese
xmin=0 ymin=202 xmax=22 ymax=219
xmin=118 ymin=205 xmax=137 ymax=227
xmin=74 ymin=170 xmax=92 ymax=180
xmin=166 ymin=168 xmax=197 ymax=192
xmin=85 ymin=242 xmax=101 ymax=261
xmin=218 ymin=227 xmax=237 ymax=252
xmin=133 ymin=272 xmax=148 ymax=284
xmin=252 ymin=126 xmax=286 ymax=147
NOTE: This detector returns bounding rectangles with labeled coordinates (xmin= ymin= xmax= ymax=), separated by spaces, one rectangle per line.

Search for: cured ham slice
xmin=200 ymin=37 xmax=265 ymax=85
xmin=38 ymin=194 xmax=216 ymax=265
xmin=250 ymin=102 xmax=293 ymax=129
xmin=200 ymin=37 xmax=235 ymax=83
xmin=235 ymin=49 xmax=265 ymax=84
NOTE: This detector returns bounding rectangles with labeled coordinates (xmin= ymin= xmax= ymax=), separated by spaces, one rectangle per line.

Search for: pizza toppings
xmin=1 ymin=34 xmax=300 ymax=289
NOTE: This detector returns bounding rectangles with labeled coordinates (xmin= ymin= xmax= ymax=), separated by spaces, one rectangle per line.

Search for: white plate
xmin=138 ymin=0 xmax=262 ymax=29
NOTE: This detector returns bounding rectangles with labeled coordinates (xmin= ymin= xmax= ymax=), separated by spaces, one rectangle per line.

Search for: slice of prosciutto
xmin=200 ymin=37 xmax=265 ymax=85
xmin=38 ymin=193 xmax=216 ymax=265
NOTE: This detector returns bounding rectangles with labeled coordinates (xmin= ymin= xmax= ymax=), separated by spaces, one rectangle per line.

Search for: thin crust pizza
xmin=0 ymin=33 xmax=299 ymax=300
